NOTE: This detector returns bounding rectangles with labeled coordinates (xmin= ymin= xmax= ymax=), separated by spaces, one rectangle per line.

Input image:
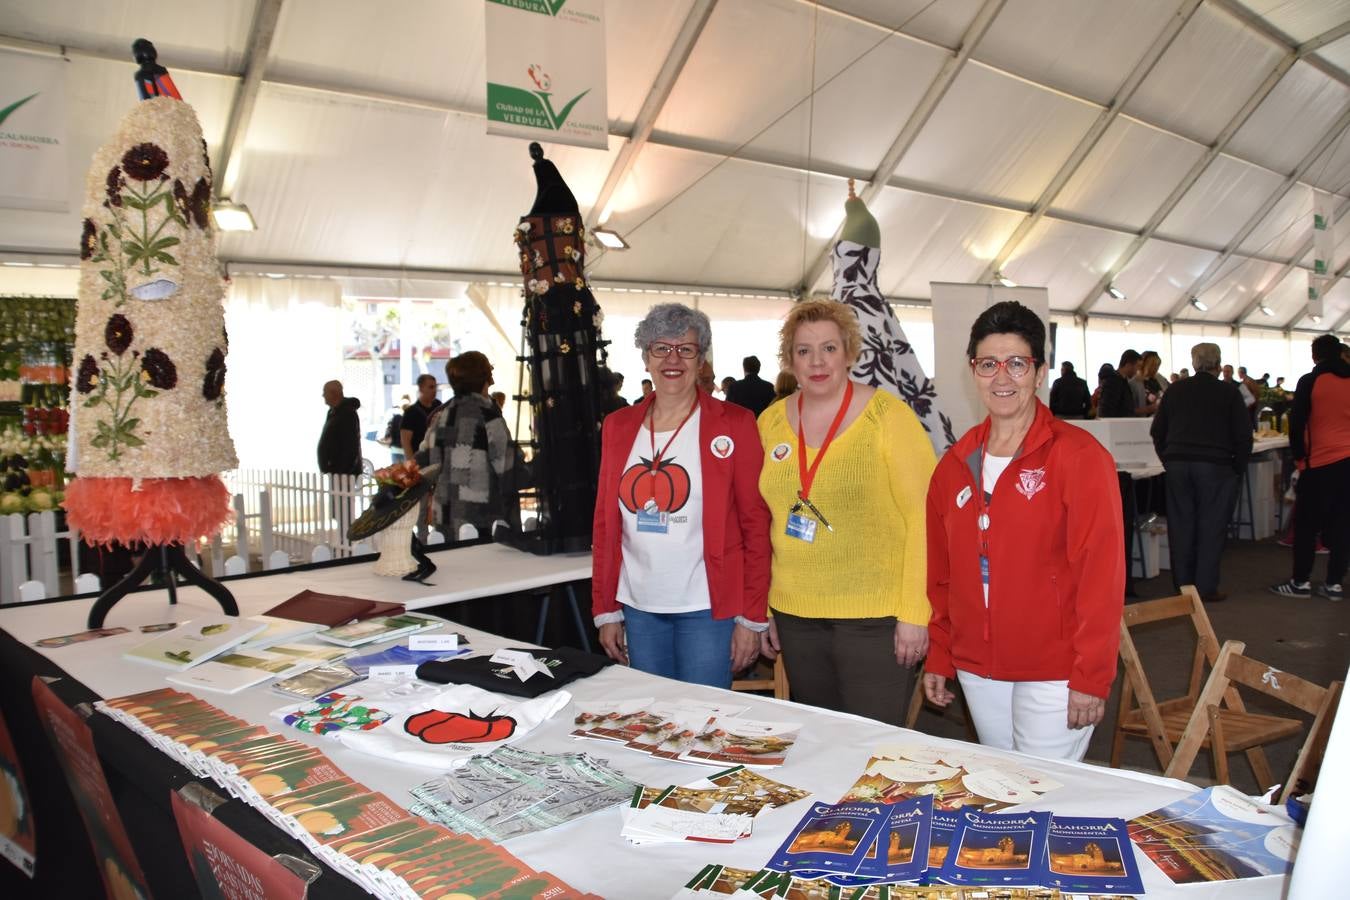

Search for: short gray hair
xmin=1191 ymin=342 xmax=1221 ymax=374
xmin=633 ymin=303 xmax=711 ymax=354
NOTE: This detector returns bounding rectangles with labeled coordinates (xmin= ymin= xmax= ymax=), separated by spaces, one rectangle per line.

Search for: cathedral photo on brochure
xmin=0 ymin=1 xmax=1347 ymax=898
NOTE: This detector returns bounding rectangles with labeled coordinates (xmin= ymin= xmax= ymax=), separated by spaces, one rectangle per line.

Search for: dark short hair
xmin=1098 ymin=363 xmax=1115 ymax=380
xmin=1061 ymin=361 xmax=1074 ymax=372
xmin=743 ymin=355 xmax=761 ymax=375
xmin=446 ymin=351 xmax=492 ymax=396
xmin=1119 ymin=349 xmax=1141 ymax=367
xmin=1312 ymin=333 xmax=1344 ymax=363
xmin=416 ymin=373 xmax=437 ymax=389
xmin=966 ymin=301 xmax=1046 ymax=365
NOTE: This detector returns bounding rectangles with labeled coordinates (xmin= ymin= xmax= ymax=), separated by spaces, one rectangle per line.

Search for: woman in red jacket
xmin=591 ymin=303 xmax=771 ymax=688
xmin=924 ymin=301 xmax=1124 ymax=761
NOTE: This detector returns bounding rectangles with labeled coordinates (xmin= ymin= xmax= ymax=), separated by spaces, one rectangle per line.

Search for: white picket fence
xmin=0 ymin=470 xmax=392 ymax=604
xmin=222 ymin=470 xmax=381 ymax=566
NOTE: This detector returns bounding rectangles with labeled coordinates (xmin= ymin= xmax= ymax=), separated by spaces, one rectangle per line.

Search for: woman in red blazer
xmin=592 ymin=303 xmax=771 ymax=688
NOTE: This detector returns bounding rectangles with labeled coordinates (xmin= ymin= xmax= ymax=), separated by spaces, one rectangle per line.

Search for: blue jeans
xmin=622 ymin=605 xmax=735 ymax=689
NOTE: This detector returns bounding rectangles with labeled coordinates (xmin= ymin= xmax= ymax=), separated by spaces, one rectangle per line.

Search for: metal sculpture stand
xmin=87 ymin=542 xmax=237 ymax=628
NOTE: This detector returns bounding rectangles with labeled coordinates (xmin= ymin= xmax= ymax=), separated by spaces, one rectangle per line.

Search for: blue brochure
xmin=853 ymin=795 xmax=934 ymax=883
xmin=1043 ymin=814 xmax=1145 ymax=894
xmin=938 ymin=809 xmax=1051 ymax=886
xmin=768 ymin=801 xmax=890 ymax=876
xmin=342 ymin=643 xmax=469 ymax=675
xmin=923 ymin=810 xmax=962 ymax=883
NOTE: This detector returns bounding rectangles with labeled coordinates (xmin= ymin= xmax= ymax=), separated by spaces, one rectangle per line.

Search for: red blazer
xmin=926 ymin=401 xmax=1124 ymax=699
xmin=592 ymin=391 xmax=771 ymax=623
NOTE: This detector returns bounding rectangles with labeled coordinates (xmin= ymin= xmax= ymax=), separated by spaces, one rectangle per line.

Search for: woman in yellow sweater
xmin=757 ymin=300 xmax=936 ymax=725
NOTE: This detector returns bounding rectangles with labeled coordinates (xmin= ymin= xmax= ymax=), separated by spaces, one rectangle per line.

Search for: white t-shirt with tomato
xmin=616 ymin=408 xmax=710 ymax=613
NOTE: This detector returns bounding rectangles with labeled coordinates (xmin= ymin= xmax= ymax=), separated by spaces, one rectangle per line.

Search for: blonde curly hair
xmin=777 ymin=299 xmax=863 ymax=370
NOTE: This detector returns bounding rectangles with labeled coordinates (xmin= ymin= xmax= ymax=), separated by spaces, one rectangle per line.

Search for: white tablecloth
xmin=0 ymin=558 xmax=1288 ymax=899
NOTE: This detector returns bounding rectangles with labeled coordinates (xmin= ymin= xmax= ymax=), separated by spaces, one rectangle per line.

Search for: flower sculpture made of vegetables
xmin=63 ymin=95 xmax=237 ymax=546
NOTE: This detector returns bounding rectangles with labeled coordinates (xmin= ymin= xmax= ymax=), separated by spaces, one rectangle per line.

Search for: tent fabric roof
xmin=3 ymin=0 xmax=1350 ymax=332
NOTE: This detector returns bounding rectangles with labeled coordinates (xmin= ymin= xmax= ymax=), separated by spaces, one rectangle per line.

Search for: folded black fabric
xmin=415 ymin=646 xmax=613 ymax=697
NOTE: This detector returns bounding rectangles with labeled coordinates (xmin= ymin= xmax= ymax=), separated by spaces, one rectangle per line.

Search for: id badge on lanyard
xmin=637 ymin=505 xmax=669 ymax=534
xmin=787 ymin=382 xmax=852 ymax=544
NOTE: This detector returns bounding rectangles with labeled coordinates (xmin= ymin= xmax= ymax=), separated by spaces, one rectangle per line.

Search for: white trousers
xmin=956 ymin=671 xmax=1094 ymax=762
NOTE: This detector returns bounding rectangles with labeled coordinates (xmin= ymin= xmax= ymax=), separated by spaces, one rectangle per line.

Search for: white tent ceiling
xmin=4 ymin=0 xmax=1350 ymax=333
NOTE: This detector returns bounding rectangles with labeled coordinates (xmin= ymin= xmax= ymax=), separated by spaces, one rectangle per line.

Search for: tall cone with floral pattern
xmin=831 ymin=179 xmax=956 ymax=454
xmin=63 ymin=94 xmax=236 ymax=545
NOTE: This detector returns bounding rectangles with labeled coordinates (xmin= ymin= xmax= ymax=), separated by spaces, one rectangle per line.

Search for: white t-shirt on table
xmin=617 ymin=408 xmax=710 ymax=613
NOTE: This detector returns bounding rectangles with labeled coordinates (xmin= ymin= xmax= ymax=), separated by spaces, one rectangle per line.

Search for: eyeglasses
xmin=971 ymin=356 xmax=1035 ymax=378
xmin=648 ymin=342 xmax=701 ymax=359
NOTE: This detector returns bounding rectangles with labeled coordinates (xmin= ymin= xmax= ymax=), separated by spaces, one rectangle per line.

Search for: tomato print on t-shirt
xmin=618 ymin=456 xmax=692 ymax=514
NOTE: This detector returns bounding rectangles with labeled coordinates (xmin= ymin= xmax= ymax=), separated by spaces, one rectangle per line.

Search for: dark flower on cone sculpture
xmin=189 ymin=176 xmax=211 ymax=229
xmin=76 ymin=355 xmax=100 ymax=393
xmin=105 ymin=166 xmax=124 ymax=207
xmin=140 ymin=348 xmax=177 ymax=389
xmin=121 ymin=142 xmax=169 ymax=181
xmin=105 ymin=314 xmax=134 ymax=355
xmin=80 ymin=218 xmax=97 ymax=260
xmin=202 ymin=347 xmax=226 ymax=400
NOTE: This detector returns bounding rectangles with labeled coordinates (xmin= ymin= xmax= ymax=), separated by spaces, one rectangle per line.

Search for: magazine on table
xmin=937 ymin=809 xmax=1051 ymax=887
xmin=122 ymin=616 xmax=267 ymax=670
xmin=238 ymin=615 xmax=325 ymax=649
xmin=1043 ymin=814 xmax=1144 ymax=894
xmin=841 ymin=742 xmax=1062 ymax=811
xmin=1127 ymin=784 xmax=1299 ymax=883
xmin=166 ymin=647 xmax=322 ymax=694
xmin=569 ymin=698 xmax=656 ymax=741
xmin=272 ymin=664 xmax=363 ymax=700
xmin=851 ymin=795 xmax=933 ymax=884
xmin=767 ymin=801 xmax=890 ymax=876
xmin=679 ymin=717 xmax=802 ymax=768
xmin=314 ymin=613 xmax=443 ymax=647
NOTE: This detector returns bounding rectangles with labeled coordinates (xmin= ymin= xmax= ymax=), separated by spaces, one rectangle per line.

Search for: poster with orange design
xmin=169 ymin=789 xmax=306 ymax=900
xmin=0 ymin=709 xmax=36 ymax=877
xmin=31 ymin=676 xmax=151 ymax=899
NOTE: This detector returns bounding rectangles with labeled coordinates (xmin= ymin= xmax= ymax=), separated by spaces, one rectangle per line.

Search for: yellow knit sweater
xmin=758 ymin=389 xmax=935 ymax=624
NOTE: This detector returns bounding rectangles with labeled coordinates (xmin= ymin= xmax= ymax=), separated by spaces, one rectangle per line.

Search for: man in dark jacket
xmin=317 ymin=380 xmax=363 ymax=475
xmin=1049 ymin=361 xmax=1090 ymax=418
xmin=725 ymin=355 xmax=776 ymax=417
xmin=1097 ymin=350 xmax=1140 ymax=418
xmin=1271 ymin=334 xmax=1350 ymax=600
xmin=1151 ymin=343 xmax=1252 ymax=602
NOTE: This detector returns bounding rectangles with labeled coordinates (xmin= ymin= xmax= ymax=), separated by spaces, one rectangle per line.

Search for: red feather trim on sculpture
xmin=63 ymin=475 xmax=232 ymax=546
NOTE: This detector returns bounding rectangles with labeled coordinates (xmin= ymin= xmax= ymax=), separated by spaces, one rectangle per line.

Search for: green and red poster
xmin=170 ymin=789 xmax=306 ymax=900
xmin=31 ymin=677 xmax=151 ymax=899
xmin=0 ymin=709 xmax=35 ymax=877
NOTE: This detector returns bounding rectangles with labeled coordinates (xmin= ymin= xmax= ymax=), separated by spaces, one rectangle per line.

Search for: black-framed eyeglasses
xmin=648 ymin=342 xmax=701 ymax=359
xmin=971 ymin=356 xmax=1035 ymax=378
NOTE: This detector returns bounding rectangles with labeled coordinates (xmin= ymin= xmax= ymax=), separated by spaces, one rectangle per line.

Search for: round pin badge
xmin=710 ymin=435 xmax=735 ymax=458
xmin=771 ymin=442 xmax=792 ymax=462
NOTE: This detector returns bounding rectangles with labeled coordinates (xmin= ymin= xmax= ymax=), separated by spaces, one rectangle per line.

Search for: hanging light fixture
xmin=1106 ymin=284 xmax=1126 ymax=300
xmin=1259 ymin=304 xmax=1275 ymax=317
xmin=1189 ymin=296 xmax=1208 ymax=312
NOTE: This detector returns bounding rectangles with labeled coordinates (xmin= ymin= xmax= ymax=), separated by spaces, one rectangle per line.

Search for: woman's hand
xmin=759 ymin=619 xmax=781 ymax=660
xmin=598 ymin=622 xmax=628 ymax=665
xmin=730 ymin=625 xmax=761 ymax=673
xmin=923 ymin=673 xmax=954 ymax=707
xmin=893 ymin=621 xmax=928 ymax=668
xmin=1067 ymin=689 xmax=1104 ymax=729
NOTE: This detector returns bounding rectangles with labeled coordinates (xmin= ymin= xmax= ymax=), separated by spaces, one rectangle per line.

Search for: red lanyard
xmin=796 ymin=380 xmax=853 ymax=502
xmin=648 ymin=394 xmax=700 ymax=477
xmin=975 ymin=444 xmax=992 ymax=559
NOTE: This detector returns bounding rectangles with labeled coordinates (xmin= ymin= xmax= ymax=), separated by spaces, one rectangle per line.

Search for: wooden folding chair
xmin=1165 ymin=639 xmax=1343 ymax=803
xmin=732 ymin=655 xmax=789 ymax=700
xmin=1113 ymin=585 xmax=1250 ymax=772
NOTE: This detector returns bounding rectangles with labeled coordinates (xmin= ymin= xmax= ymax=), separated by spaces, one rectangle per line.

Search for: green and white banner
xmin=1310 ymin=189 xmax=1333 ymax=318
xmin=0 ymin=51 xmax=68 ymax=212
xmin=484 ymin=0 xmax=609 ymax=150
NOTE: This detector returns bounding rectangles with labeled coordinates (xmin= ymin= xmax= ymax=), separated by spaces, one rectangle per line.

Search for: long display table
xmin=0 ymin=546 xmax=1296 ymax=899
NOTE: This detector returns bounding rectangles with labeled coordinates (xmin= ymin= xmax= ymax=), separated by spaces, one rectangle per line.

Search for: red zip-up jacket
xmin=592 ymin=391 xmax=771 ymax=623
xmin=926 ymin=401 xmax=1124 ymax=699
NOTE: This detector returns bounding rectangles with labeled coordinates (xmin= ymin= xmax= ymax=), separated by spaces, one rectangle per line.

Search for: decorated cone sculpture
xmin=509 ymin=142 xmax=607 ymax=554
xmin=832 ymin=179 xmax=955 ymax=453
xmin=64 ymin=84 xmax=235 ymax=545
